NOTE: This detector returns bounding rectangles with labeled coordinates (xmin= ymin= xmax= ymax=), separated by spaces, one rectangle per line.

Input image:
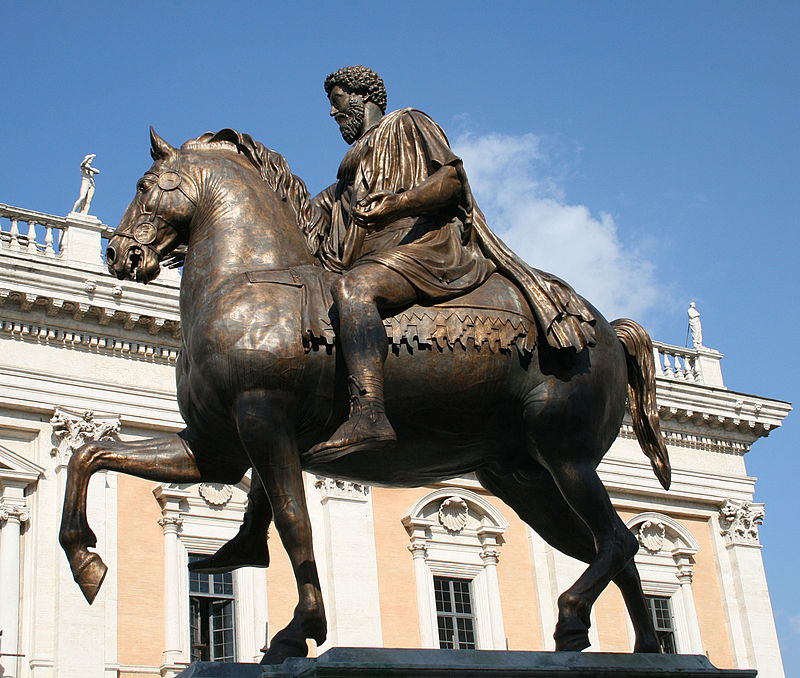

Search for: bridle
xmin=112 ymin=164 xmax=199 ymax=259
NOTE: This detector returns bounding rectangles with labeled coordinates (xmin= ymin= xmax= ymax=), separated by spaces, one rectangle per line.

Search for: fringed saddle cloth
xmin=246 ymin=265 xmax=537 ymax=356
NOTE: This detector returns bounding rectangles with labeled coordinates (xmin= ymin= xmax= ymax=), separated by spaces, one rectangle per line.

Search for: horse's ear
xmin=149 ymin=127 xmax=177 ymax=160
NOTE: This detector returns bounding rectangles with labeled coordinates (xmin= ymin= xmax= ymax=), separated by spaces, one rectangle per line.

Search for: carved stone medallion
xmin=198 ymin=482 xmax=233 ymax=507
xmin=637 ymin=520 xmax=666 ymax=553
xmin=438 ymin=496 xmax=468 ymax=534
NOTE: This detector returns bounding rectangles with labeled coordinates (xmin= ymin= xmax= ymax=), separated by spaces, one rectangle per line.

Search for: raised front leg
xmin=59 ymin=433 xmax=203 ymax=603
xmin=233 ymin=393 xmax=326 ymax=664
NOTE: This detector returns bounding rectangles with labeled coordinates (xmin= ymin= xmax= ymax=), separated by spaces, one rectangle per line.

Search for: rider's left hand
xmin=353 ymin=191 xmax=407 ymax=230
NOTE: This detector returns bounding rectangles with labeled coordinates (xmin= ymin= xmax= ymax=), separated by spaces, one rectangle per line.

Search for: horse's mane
xmin=183 ymin=129 xmax=320 ymax=255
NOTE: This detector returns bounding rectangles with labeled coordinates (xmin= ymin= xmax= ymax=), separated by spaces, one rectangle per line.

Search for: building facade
xmin=0 ymin=202 xmax=791 ymax=678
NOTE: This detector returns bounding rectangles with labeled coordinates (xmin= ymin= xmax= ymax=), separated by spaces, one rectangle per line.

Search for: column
xmin=480 ymin=545 xmax=506 ymax=650
xmin=408 ymin=541 xmax=437 ymax=648
xmin=675 ymin=564 xmax=703 ymax=653
xmin=159 ymin=515 xmax=184 ymax=667
xmin=0 ymin=494 xmax=30 ymax=678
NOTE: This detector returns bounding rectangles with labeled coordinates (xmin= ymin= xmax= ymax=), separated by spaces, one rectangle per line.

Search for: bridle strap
xmin=115 ymin=164 xmax=197 ymax=257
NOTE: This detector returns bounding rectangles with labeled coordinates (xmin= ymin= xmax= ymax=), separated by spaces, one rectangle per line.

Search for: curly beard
xmin=338 ymin=94 xmax=365 ymax=144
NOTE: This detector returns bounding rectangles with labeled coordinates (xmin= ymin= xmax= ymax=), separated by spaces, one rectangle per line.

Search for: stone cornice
xmin=0 ymin=364 xmax=183 ymax=430
xmin=0 ymin=246 xmax=180 ymax=338
xmin=600 ymin=454 xmax=756 ymax=506
xmin=0 ymin=307 xmax=180 ymax=363
xmin=650 ymin=376 xmax=790 ymax=443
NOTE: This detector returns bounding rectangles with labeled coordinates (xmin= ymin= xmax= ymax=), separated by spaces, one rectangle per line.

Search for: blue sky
xmin=3 ymin=1 xmax=798 ymax=671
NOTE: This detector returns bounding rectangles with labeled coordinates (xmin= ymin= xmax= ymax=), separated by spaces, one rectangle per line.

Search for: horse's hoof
xmin=634 ymin=638 xmax=662 ymax=653
xmin=188 ymin=536 xmax=269 ymax=574
xmin=554 ymin=618 xmax=591 ymax=652
xmin=73 ymin=552 xmax=108 ymax=604
xmin=259 ymin=635 xmax=308 ymax=665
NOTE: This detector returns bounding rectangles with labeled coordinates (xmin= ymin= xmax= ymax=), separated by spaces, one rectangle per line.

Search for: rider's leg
xmin=306 ymin=263 xmax=416 ymax=461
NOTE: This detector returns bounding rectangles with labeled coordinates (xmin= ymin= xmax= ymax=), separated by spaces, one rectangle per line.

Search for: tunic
xmin=304 ymin=108 xmax=598 ymax=351
xmin=309 ymin=108 xmax=495 ymax=301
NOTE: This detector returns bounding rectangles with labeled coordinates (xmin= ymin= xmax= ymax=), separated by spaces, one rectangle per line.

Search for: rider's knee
xmin=331 ymin=274 xmax=371 ymax=306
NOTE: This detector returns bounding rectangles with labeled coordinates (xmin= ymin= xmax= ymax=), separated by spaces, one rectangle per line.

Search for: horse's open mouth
xmin=128 ymin=246 xmax=144 ymax=281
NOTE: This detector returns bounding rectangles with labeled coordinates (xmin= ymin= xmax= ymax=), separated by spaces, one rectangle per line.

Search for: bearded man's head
xmin=324 ymin=65 xmax=387 ymax=144
xmin=324 ymin=65 xmax=387 ymax=113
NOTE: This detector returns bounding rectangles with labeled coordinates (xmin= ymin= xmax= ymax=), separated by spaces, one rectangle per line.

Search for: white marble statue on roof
xmin=71 ymin=153 xmax=100 ymax=214
xmin=688 ymin=301 xmax=703 ymax=348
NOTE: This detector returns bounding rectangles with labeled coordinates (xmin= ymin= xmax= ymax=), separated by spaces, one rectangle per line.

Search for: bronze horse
xmin=60 ymin=128 xmax=671 ymax=663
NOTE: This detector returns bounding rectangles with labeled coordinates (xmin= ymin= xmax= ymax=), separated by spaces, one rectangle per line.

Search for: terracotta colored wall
xmin=685 ymin=516 xmax=735 ymax=668
xmin=116 ymin=474 xmax=165 ymax=668
xmin=371 ymin=487 xmax=426 ymax=647
xmin=484 ymin=494 xmax=543 ymax=650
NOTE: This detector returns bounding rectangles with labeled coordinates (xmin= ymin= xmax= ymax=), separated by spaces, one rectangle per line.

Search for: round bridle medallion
xmin=132 ymin=222 xmax=158 ymax=245
xmin=157 ymin=171 xmax=182 ymax=191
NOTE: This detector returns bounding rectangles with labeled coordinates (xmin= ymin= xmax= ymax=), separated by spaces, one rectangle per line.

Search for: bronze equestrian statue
xmin=59 ymin=66 xmax=671 ymax=664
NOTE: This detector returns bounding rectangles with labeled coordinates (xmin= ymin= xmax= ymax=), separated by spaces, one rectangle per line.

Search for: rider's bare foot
xmin=188 ymin=534 xmax=269 ymax=574
xmin=304 ymin=402 xmax=396 ymax=464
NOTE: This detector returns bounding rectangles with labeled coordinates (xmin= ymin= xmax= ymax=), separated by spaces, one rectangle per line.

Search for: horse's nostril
xmin=106 ymin=246 xmax=117 ymax=265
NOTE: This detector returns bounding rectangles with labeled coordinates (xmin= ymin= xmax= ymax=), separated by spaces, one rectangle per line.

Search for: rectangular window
xmin=189 ymin=555 xmax=236 ymax=662
xmin=434 ymin=576 xmax=476 ymax=649
xmin=645 ymin=595 xmax=677 ymax=654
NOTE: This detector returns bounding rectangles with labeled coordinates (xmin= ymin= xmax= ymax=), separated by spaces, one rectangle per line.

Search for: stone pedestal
xmin=176 ymin=648 xmax=757 ymax=677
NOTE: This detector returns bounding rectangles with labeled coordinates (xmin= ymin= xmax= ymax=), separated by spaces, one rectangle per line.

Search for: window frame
xmin=404 ymin=488 xmax=509 ymax=650
xmin=433 ymin=576 xmax=478 ymax=650
xmin=645 ymin=594 xmax=678 ymax=654
xmin=188 ymin=556 xmax=237 ymax=663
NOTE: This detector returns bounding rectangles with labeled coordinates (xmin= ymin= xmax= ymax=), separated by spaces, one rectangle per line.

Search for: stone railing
xmin=653 ymin=341 xmax=725 ymax=388
xmin=0 ymin=203 xmax=114 ymax=269
xmin=0 ymin=204 xmax=65 ymax=256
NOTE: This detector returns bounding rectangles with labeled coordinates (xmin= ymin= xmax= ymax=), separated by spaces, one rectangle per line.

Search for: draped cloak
xmin=302 ymin=109 xmax=597 ymax=351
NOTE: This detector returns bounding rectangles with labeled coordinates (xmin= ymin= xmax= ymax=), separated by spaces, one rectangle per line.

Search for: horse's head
xmin=106 ymin=128 xmax=197 ymax=282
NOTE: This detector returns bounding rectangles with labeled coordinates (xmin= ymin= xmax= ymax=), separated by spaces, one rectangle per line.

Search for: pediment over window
xmin=403 ymin=487 xmax=508 ymax=540
xmin=626 ymin=512 xmax=699 ymax=558
xmin=154 ymin=474 xmax=252 ymax=514
xmin=0 ymin=444 xmax=44 ymax=485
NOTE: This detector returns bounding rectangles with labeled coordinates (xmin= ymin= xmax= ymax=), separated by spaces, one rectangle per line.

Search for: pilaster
xmin=314 ymin=477 xmax=383 ymax=649
xmin=719 ymin=500 xmax=784 ymax=676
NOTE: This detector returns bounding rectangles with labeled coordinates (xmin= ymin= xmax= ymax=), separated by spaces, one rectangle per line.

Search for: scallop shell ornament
xmin=438 ymin=496 xmax=468 ymax=534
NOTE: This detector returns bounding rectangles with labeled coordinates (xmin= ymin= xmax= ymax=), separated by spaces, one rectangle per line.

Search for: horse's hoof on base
xmin=554 ymin=619 xmax=591 ymax=652
xmin=260 ymin=636 xmax=308 ymax=665
xmin=74 ymin=553 xmax=108 ymax=604
xmin=634 ymin=639 xmax=662 ymax=653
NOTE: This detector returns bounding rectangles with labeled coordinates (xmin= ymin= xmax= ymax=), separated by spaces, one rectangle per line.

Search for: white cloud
xmin=790 ymin=616 xmax=800 ymax=635
xmin=453 ymin=132 xmax=661 ymax=321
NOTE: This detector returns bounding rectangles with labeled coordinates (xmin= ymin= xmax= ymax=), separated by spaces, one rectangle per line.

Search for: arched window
xmin=402 ymin=488 xmax=508 ymax=650
xmin=626 ymin=512 xmax=702 ymax=654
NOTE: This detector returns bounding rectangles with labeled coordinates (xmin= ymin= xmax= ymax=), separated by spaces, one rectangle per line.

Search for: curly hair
xmin=324 ymin=65 xmax=387 ymax=114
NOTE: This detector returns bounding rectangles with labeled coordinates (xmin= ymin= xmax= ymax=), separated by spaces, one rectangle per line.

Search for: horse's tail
xmin=612 ymin=318 xmax=671 ymax=490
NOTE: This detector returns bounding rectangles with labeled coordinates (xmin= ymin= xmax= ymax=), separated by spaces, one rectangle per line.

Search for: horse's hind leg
xmin=59 ymin=433 xmax=204 ymax=603
xmin=233 ymin=393 xmax=326 ymax=665
xmin=477 ymin=466 xmax=659 ymax=653
xmin=542 ymin=456 xmax=641 ymax=651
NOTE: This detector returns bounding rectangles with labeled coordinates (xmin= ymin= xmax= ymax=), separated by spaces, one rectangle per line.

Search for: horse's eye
xmin=137 ymin=180 xmax=152 ymax=193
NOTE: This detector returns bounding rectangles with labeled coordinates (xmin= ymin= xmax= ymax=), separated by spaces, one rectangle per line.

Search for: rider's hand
xmin=352 ymin=191 xmax=407 ymax=230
